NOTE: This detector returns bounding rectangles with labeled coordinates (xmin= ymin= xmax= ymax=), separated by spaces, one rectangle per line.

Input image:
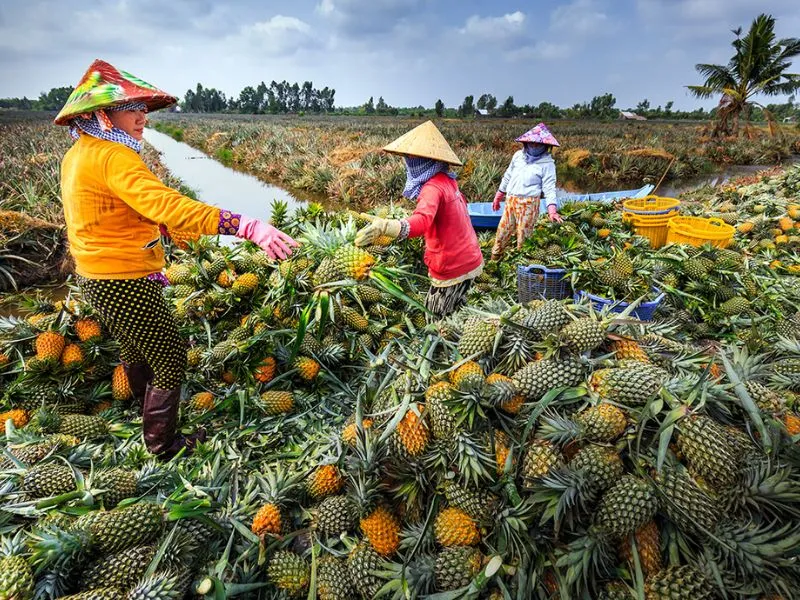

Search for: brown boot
xmin=142 ymin=385 xmax=206 ymax=459
xmin=123 ymin=362 xmax=153 ymax=405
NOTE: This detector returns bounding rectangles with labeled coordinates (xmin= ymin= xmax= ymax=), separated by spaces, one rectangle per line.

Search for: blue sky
xmin=0 ymin=0 xmax=797 ymax=111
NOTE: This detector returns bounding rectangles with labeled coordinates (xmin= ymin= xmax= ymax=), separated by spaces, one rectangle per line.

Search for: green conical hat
xmin=383 ymin=120 xmax=462 ymax=166
xmin=54 ymin=59 xmax=177 ymax=125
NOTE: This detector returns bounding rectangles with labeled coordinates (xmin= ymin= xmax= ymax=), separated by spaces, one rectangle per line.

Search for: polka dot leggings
xmin=77 ymin=276 xmax=186 ymax=389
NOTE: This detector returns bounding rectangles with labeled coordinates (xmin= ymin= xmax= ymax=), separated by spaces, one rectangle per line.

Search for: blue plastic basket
xmin=573 ymin=289 xmax=665 ymax=321
xmin=517 ymin=264 xmax=572 ymax=302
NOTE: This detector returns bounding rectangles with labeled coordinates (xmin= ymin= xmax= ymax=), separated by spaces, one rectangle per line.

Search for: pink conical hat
xmin=515 ymin=122 xmax=560 ymax=146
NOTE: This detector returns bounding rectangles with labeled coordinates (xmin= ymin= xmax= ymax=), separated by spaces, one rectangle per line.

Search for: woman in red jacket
xmin=355 ymin=121 xmax=483 ymax=317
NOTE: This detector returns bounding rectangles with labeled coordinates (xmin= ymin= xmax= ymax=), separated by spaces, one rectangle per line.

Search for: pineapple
xmin=0 ymin=537 xmax=34 ymax=600
xmin=644 ymin=565 xmax=713 ymax=599
xmin=35 ymin=331 xmax=65 ymax=362
xmin=390 ymin=403 xmax=429 ymax=459
xmin=93 ymin=468 xmax=138 ymax=508
xmin=216 ymin=269 xmax=235 ymax=288
xmin=78 ymin=545 xmax=156 ymax=591
xmin=360 ymin=505 xmax=400 ymax=556
xmin=720 ymin=296 xmax=750 ymax=316
xmin=165 ymin=263 xmax=193 ymax=285
xmin=512 ymin=358 xmax=587 ymax=401
xmin=593 ymin=475 xmax=658 ymax=539
xmin=128 ymin=571 xmax=192 ymax=600
xmin=561 ymin=317 xmax=607 ymax=354
xmin=57 ymin=589 xmax=123 ymax=600
xmin=0 ymin=408 xmax=29 ymax=434
xmin=337 ymin=305 xmax=369 ymax=332
xmin=354 ymin=285 xmax=383 ymax=305
xmin=347 ymin=543 xmax=384 ymax=599
xmin=111 ymin=365 xmax=131 ymax=401
xmin=619 ymin=520 xmax=662 ymax=576
xmin=333 ymin=245 xmax=376 ymax=281
xmin=570 ymin=444 xmax=625 ymax=492
xmin=653 ymin=465 xmax=719 ymax=533
xmin=458 ymin=317 xmax=498 ymax=358
xmin=425 ymin=382 xmax=457 ymax=440
xmin=232 ymin=272 xmax=259 ymax=296
xmin=434 ymin=507 xmax=480 ymax=547
xmin=486 ymin=374 xmax=524 ymax=414
xmin=442 ymin=480 xmax=496 ymax=522
xmin=61 ymin=343 xmax=84 ymax=367
xmin=590 ymin=366 xmax=666 ymax=406
xmin=0 ymin=434 xmax=79 ymax=468
xmin=314 ymin=495 xmax=357 ymax=537
xmin=342 ymin=418 xmax=374 ymax=445
xmin=521 ymin=440 xmax=563 ymax=487
xmin=260 ymin=391 xmax=295 ymax=415
xmin=75 ymin=318 xmax=102 ymax=341
xmin=450 ymin=361 xmax=485 ymax=390
xmin=307 ymin=465 xmax=345 ymax=500
xmin=23 ymin=462 xmax=77 ymax=498
xmin=539 ymin=404 xmax=627 ymax=444
xmin=434 ymin=547 xmax=483 ymax=591
xmin=187 ymin=391 xmax=215 ymax=412
xmin=294 ymin=356 xmax=321 ymax=381
xmin=609 ymin=338 xmax=651 ymax=363
xmin=313 ymin=257 xmax=345 ymax=287
xmin=251 ymin=503 xmax=283 ymax=536
xmin=54 ymin=414 xmax=109 ymax=439
xmin=523 ymin=300 xmax=572 ymax=338
xmin=254 ymin=356 xmax=277 ymax=382
xmin=677 ymin=414 xmax=740 ymax=490
xmin=77 ymin=503 xmax=164 ymax=553
xmin=317 ymin=555 xmax=356 ymax=600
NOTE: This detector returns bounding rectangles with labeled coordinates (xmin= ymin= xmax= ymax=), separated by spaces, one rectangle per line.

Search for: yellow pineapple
xmin=619 ymin=520 xmax=662 ymax=576
xmin=61 ymin=343 xmax=84 ymax=368
xmin=391 ymin=403 xmax=429 ymax=458
xmin=784 ymin=412 xmax=800 ymax=436
xmin=434 ymin=508 xmax=480 ymax=547
xmin=216 ymin=269 xmax=235 ymax=288
xmin=737 ymin=221 xmax=755 ymax=234
xmin=188 ymin=392 xmax=215 ymax=412
xmin=295 ymin=356 xmax=321 ymax=381
xmin=450 ymin=361 xmax=485 ymax=389
xmin=75 ymin=318 xmax=102 ymax=342
xmin=779 ymin=216 xmax=795 ymax=232
xmin=0 ymin=408 xmax=29 ymax=434
xmin=342 ymin=418 xmax=373 ymax=445
xmin=609 ymin=339 xmax=651 ymax=363
xmin=232 ymin=272 xmax=259 ymax=296
xmin=333 ymin=245 xmax=376 ymax=281
xmin=35 ymin=331 xmax=65 ymax=362
xmin=307 ymin=465 xmax=345 ymax=500
xmin=111 ymin=365 xmax=131 ymax=401
xmin=360 ymin=506 xmax=400 ymax=556
xmin=254 ymin=357 xmax=277 ymax=383
xmin=260 ymin=391 xmax=295 ymax=415
xmin=252 ymin=503 xmax=283 ymax=536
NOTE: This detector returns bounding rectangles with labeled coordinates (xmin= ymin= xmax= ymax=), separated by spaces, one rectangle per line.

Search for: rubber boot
xmin=123 ymin=362 xmax=153 ymax=406
xmin=142 ymin=384 xmax=206 ymax=459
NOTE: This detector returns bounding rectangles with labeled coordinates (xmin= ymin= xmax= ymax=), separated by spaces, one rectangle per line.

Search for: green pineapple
xmin=458 ymin=317 xmax=498 ymax=358
xmin=77 ymin=503 xmax=164 ymax=554
xmin=347 ymin=543 xmax=384 ymax=599
xmin=434 ymin=547 xmax=483 ymax=591
xmin=52 ymin=414 xmax=109 ymax=439
xmin=93 ymin=468 xmax=138 ymax=508
xmin=337 ymin=305 xmax=370 ymax=332
xmin=333 ymin=245 xmax=376 ymax=281
xmin=593 ymin=475 xmax=658 ymax=539
xmin=267 ymin=550 xmax=310 ymax=596
xmin=523 ymin=300 xmax=571 ymax=338
xmin=512 ymin=358 xmax=587 ymax=401
xmin=165 ymin=264 xmax=193 ymax=285
xmin=0 ymin=434 xmax=80 ymax=468
xmin=0 ymin=534 xmax=34 ymax=600
xmin=644 ymin=565 xmax=713 ymax=599
xmin=78 ymin=545 xmax=156 ymax=591
xmin=521 ymin=440 xmax=564 ymax=488
xmin=442 ymin=480 xmax=496 ymax=522
xmin=57 ymin=589 xmax=123 ymax=600
xmin=719 ymin=296 xmax=750 ymax=316
xmin=23 ymin=462 xmax=77 ymax=498
xmin=677 ymin=414 xmax=740 ymax=490
xmin=569 ymin=444 xmax=625 ymax=492
xmin=317 ymin=555 xmax=356 ymax=600
xmin=654 ymin=465 xmax=719 ymax=533
xmin=598 ymin=581 xmax=634 ymax=599
xmin=313 ymin=257 xmax=345 ymax=287
xmin=355 ymin=285 xmax=383 ymax=305
xmin=590 ymin=366 xmax=666 ymax=406
xmin=425 ymin=382 xmax=457 ymax=441
xmin=127 ymin=570 xmax=189 ymax=600
xmin=314 ymin=495 xmax=357 ymax=537
xmin=560 ymin=317 xmax=607 ymax=354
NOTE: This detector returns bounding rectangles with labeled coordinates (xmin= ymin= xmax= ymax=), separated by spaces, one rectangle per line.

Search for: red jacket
xmin=407 ymin=173 xmax=483 ymax=282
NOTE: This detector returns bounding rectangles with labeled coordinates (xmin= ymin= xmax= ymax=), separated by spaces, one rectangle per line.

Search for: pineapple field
xmin=3 ymin=111 xmax=800 ymax=599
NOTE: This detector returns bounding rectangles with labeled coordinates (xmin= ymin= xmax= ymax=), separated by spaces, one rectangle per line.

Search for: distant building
xmin=619 ymin=111 xmax=647 ymax=121
xmin=475 ymin=109 xmax=490 ymax=117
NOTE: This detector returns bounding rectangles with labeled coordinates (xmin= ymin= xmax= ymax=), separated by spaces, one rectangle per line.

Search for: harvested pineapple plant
xmin=4 ymin=118 xmax=800 ymax=599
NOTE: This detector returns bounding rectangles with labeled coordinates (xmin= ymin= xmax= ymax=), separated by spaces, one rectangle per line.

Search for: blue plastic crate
xmin=517 ymin=264 xmax=572 ymax=302
xmin=574 ymin=289 xmax=665 ymax=321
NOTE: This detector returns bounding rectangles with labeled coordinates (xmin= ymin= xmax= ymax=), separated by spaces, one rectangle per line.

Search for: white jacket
xmin=498 ymin=150 xmax=557 ymax=207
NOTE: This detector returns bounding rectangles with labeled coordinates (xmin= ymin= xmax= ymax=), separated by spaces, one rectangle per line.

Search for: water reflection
xmin=143 ymin=128 xmax=307 ymax=223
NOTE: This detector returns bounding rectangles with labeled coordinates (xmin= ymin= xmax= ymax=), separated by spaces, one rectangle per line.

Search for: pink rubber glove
xmin=492 ymin=191 xmax=506 ymax=212
xmin=235 ymin=216 xmax=299 ymax=260
xmin=547 ymin=204 xmax=563 ymax=223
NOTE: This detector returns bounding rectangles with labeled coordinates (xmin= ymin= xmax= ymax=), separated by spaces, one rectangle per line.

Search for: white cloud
xmin=232 ymin=15 xmax=313 ymax=56
xmin=459 ymin=11 xmax=527 ymax=40
xmin=507 ymin=42 xmax=572 ymax=62
xmin=315 ymin=0 xmax=426 ymax=35
xmin=551 ymin=0 xmax=611 ymax=36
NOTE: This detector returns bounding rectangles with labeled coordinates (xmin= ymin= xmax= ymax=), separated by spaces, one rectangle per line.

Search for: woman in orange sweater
xmin=55 ymin=60 xmax=297 ymax=459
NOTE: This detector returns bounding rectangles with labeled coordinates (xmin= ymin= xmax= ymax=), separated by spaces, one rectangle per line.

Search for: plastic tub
xmin=517 ymin=264 xmax=572 ymax=302
xmin=573 ymin=289 xmax=665 ymax=321
xmin=666 ymin=216 xmax=735 ymax=248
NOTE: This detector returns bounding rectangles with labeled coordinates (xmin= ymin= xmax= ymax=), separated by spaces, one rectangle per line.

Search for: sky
xmin=0 ymin=0 xmax=798 ymax=111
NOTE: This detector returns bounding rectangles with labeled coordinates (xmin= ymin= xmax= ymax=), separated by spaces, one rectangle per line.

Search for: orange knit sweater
xmin=60 ymin=135 xmax=221 ymax=279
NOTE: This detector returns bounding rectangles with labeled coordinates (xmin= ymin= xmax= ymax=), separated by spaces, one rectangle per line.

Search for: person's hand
xmin=492 ymin=191 xmax=506 ymax=212
xmin=547 ymin=205 xmax=563 ymax=223
xmin=355 ymin=215 xmax=402 ymax=247
xmin=235 ymin=215 xmax=299 ymax=260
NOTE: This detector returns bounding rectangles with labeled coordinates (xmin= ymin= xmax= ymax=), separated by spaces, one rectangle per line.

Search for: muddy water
xmin=655 ymin=158 xmax=800 ymax=198
xmin=142 ymin=128 xmax=308 ymax=222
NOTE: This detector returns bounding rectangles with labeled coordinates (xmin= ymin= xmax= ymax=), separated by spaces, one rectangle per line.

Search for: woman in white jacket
xmin=490 ymin=123 xmax=563 ymax=260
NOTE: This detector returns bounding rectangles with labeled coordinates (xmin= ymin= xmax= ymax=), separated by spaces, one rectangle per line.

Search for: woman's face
xmin=108 ymin=108 xmax=148 ymax=140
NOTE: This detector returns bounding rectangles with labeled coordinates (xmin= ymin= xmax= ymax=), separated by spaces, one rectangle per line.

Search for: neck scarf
xmin=402 ymin=156 xmax=455 ymax=199
xmin=523 ymin=143 xmax=549 ymax=163
xmin=69 ymin=101 xmax=147 ymax=153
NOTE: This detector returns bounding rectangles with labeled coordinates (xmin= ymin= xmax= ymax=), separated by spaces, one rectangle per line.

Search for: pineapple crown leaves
xmin=718 ymin=349 xmax=773 ymax=452
xmin=727 ymin=461 xmax=800 ymax=521
xmin=555 ymin=531 xmax=616 ymax=599
xmin=254 ymin=465 xmax=308 ymax=507
xmin=530 ymin=466 xmax=597 ymax=536
xmin=26 ymin=522 xmax=93 ymax=576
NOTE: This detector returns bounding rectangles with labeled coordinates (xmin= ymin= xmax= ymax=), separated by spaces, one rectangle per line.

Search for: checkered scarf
xmin=402 ymin=157 xmax=455 ymax=200
xmin=69 ymin=101 xmax=147 ymax=152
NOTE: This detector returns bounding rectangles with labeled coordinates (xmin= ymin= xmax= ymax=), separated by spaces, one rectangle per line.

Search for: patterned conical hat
xmin=383 ymin=120 xmax=462 ymax=166
xmin=515 ymin=122 xmax=560 ymax=146
xmin=54 ymin=59 xmax=177 ymax=125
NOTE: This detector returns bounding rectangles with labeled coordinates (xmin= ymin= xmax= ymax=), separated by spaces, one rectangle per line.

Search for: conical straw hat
xmin=383 ymin=120 xmax=462 ymax=166
xmin=54 ymin=59 xmax=177 ymax=125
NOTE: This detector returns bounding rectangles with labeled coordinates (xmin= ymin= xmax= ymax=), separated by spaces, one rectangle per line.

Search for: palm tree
xmin=688 ymin=13 xmax=800 ymax=136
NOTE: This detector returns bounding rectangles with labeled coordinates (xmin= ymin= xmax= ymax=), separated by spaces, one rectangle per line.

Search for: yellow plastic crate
xmin=622 ymin=195 xmax=681 ymax=215
xmin=623 ymin=211 xmax=676 ymax=248
xmin=666 ymin=216 xmax=735 ymax=248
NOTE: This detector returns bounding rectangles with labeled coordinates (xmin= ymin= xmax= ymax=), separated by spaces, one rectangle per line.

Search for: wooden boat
xmin=468 ymin=184 xmax=655 ymax=229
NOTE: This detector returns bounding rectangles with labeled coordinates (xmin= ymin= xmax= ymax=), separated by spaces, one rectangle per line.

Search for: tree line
xmin=183 ymin=81 xmax=336 ymax=114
